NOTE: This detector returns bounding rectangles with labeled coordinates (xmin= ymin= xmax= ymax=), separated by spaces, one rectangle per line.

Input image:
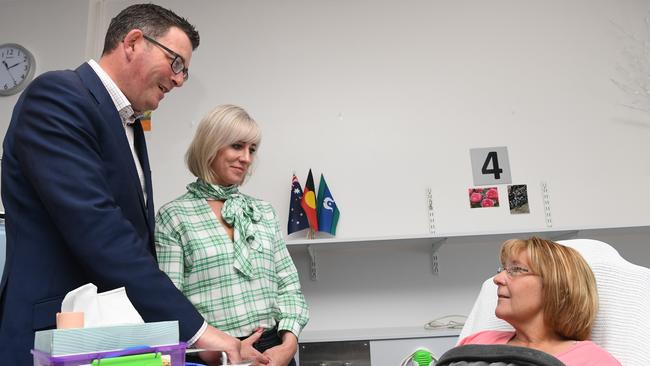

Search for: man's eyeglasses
xmin=143 ymin=35 xmax=189 ymax=81
xmin=497 ymin=265 xmax=534 ymax=278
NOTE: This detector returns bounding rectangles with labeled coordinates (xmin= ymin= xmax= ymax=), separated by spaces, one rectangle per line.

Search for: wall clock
xmin=0 ymin=43 xmax=36 ymax=96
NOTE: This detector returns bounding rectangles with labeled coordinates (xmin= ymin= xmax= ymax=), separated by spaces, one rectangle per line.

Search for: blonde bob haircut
xmin=499 ymin=237 xmax=598 ymax=341
xmin=185 ymin=104 xmax=261 ymax=185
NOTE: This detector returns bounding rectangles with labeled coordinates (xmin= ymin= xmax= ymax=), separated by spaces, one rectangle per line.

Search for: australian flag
xmin=288 ymin=174 xmax=310 ymax=234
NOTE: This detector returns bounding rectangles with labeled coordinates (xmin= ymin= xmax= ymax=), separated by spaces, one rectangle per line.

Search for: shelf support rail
xmin=431 ymin=238 xmax=446 ymax=276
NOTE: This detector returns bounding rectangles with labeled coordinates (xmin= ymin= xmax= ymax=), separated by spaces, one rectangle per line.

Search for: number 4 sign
xmin=470 ymin=146 xmax=512 ymax=186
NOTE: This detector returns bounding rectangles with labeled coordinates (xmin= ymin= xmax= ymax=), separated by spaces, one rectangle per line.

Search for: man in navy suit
xmin=0 ymin=4 xmax=245 ymax=364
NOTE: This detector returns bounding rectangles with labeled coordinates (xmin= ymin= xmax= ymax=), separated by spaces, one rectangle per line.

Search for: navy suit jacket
xmin=0 ymin=63 xmax=203 ymax=364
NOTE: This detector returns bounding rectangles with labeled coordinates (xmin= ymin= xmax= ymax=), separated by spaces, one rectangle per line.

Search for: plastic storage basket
xmin=32 ymin=342 xmax=186 ymax=366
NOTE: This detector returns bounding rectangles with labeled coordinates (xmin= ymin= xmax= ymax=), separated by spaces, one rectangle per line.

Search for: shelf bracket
xmin=307 ymin=245 xmax=318 ymax=281
xmin=431 ymin=238 xmax=446 ymax=276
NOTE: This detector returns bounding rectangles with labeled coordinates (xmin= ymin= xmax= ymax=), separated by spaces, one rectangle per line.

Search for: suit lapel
xmin=75 ymin=63 xmax=154 ymax=234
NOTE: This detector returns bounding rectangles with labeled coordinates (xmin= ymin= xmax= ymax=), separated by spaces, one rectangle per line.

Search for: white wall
xmin=1 ymin=0 xmax=649 ymax=335
xmin=94 ymin=0 xmax=650 ymax=237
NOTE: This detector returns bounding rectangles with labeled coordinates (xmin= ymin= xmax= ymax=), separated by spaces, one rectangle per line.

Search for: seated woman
xmin=458 ymin=237 xmax=620 ymax=366
xmin=155 ymin=105 xmax=309 ymax=366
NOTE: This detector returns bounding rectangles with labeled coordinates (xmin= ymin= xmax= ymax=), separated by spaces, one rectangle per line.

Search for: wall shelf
xmin=287 ymin=224 xmax=650 ymax=280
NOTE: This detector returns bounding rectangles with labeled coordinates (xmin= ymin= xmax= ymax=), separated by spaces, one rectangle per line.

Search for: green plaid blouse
xmin=155 ymin=186 xmax=309 ymax=337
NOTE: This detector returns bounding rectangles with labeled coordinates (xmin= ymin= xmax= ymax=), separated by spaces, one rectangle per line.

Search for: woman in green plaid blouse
xmin=155 ymin=105 xmax=309 ymax=366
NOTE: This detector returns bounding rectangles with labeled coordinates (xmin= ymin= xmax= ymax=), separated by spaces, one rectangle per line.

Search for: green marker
xmin=91 ymin=352 xmax=162 ymax=366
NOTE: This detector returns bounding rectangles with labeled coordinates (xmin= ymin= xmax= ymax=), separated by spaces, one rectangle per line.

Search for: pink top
xmin=459 ymin=330 xmax=621 ymax=366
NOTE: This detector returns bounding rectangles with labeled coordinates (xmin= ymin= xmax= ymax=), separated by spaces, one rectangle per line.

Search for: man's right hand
xmin=194 ymin=325 xmax=242 ymax=364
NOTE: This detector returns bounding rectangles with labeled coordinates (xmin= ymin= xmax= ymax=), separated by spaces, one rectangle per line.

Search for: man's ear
xmin=122 ymin=29 xmax=144 ymax=61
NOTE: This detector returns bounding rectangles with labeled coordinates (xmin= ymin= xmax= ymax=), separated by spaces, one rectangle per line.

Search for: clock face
xmin=0 ymin=43 xmax=36 ymax=96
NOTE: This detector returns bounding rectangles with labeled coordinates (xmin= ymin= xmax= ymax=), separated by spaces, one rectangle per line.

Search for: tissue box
xmin=32 ymin=342 xmax=186 ymax=366
xmin=34 ymin=321 xmax=179 ymax=356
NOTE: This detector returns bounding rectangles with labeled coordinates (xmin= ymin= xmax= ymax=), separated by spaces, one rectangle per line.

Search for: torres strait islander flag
xmin=300 ymin=169 xmax=319 ymax=232
xmin=316 ymin=174 xmax=339 ymax=235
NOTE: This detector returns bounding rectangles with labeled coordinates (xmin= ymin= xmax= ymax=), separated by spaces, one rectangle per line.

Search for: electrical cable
xmin=423 ymin=314 xmax=467 ymax=330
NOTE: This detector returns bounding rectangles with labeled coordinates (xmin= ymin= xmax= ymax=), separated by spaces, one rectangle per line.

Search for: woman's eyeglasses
xmin=497 ymin=265 xmax=534 ymax=278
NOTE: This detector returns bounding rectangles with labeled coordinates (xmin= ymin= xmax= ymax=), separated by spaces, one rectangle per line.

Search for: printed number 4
xmin=482 ymin=151 xmax=503 ymax=179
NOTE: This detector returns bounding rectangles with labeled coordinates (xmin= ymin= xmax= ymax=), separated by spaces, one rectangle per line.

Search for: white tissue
xmin=61 ymin=283 xmax=144 ymax=327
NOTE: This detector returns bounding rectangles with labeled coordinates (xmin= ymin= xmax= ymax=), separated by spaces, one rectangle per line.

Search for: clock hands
xmin=3 ymin=60 xmax=23 ymax=70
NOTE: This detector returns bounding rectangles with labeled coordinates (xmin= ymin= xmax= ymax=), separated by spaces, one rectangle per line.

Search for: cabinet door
xmin=298 ymin=340 xmax=370 ymax=366
xmin=370 ymin=337 xmax=458 ymax=366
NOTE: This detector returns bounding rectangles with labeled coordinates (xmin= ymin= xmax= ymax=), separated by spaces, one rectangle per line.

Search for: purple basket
xmin=32 ymin=342 xmax=186 ymax=366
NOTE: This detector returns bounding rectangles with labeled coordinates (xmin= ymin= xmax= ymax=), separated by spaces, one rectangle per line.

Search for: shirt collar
xmin=87 ymin=59 xmax=137 ymax=126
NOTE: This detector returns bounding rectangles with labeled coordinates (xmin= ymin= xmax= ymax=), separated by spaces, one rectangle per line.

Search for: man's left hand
xmin=262 ymin=331 xmax=298 ymax=366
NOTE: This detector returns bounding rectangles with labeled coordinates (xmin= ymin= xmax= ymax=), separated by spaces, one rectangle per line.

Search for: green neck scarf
xmin=187 ymin=179 xmax=262 ymax=279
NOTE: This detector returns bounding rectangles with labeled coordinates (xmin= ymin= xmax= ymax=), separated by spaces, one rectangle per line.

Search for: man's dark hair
xmin=102 ymin=3 xmax=200 ymax=55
